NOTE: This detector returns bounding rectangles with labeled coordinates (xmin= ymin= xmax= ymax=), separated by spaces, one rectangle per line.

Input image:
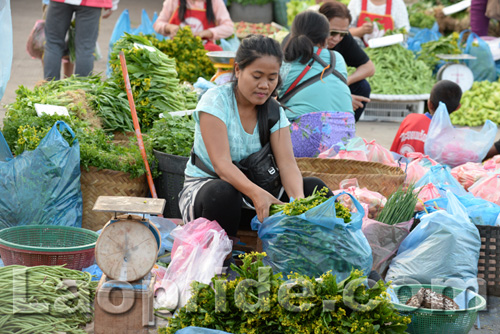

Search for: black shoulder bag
xmin=191 ymin=99 xmax=283 ymax=203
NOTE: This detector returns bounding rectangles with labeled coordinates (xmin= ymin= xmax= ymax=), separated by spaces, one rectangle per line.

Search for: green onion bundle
xmin=376 ymin=184 xmax=420 ymax=225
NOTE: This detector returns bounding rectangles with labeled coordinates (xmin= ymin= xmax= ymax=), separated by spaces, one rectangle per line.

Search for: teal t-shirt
xmin=185 ymin=84 xmax=291 ymax=178
xmin=279 ymin=47 xmax=353 ymax=121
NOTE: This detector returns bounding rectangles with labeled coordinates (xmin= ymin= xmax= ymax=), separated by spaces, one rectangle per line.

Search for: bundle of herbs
xmin=376 ymin=184 xmax=420 ymax=225
xmin=160 ymin=252 xmax=410 ymax=334
xmin=148 ymin=114 xmax=195 ymax=157
xmin=143 ymin=27 xmax=216 ymax=84
xmin=108 ymin=33 xmax=188 ymax=131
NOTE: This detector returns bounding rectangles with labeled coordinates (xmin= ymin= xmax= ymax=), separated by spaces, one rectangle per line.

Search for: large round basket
xmin=0 ymin=225 xmax=98 ymax=270
xmin=392 ymin=284 xmax=486 ymax=334
xmin=80 ymin=167 xmax=148 ymax=231
xmin=296 ymin=158 xmax=406 ymax=198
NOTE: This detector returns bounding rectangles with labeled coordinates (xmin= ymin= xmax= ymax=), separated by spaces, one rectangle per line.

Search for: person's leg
xmin=470 ymin=0 xmax=490 ymax=37
xmin=43 ymin=2 xmax=74 ymax=80
xmin=73 ymin=6 xmax=101 ymax=77
xmin=349 ymin=79 xmax=371 ymax=122
xmin=193 ymin=179 xmax=243 ymax=237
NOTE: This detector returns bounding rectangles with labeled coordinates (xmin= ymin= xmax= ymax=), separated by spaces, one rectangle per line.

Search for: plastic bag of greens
xmin=386 ymin=191 xmax=481 ymax=291
xmin=424 ymin=102 xmax=497 ymax=167
xmin=0 ymin=121 xmax=82 ymax=229
xmin=252 ymin=192 xmax=372 ymax=281
xmin=460 ymin=30 xmax=497 ymax=82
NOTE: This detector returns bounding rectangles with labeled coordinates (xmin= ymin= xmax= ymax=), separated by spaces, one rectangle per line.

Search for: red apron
xmin=357 ymin=0 xmax=394 ymax=32
xmin=169 ymin=1 xmax=223 ymax=51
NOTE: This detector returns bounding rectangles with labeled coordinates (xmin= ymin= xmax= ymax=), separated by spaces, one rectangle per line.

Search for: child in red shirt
xmin=390 ymin=80 xmax=462 ymax=155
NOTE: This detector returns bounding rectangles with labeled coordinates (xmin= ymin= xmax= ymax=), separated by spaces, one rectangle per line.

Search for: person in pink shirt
xmin=153 ymin=0 xmax=234 ymax=51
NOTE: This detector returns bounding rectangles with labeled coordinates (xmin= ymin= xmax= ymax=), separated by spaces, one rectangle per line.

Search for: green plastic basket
xmin=392 ymin=284 xmax=486 ymax=334
xmin=0 ymin=225 xmax=99 ymax=270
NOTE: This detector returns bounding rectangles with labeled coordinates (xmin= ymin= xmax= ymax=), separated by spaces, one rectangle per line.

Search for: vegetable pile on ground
xmin=286 ymin=0 xmax=315 ymax=27
xmin=376 ymin=184 xmax=420 ymax=225
xmin=416 ymin=32 xmax=461 ymax=71
xmin=0 ymin=265 xmax=97 ymax=334
xmin=3 ymin=76 xmax=155 ymax=178
xmin=234 ymin=22 xmax=281 ymax=39
xmin=109 ymin=33 xmax=189 ymax=130
xmin=450 ymin=79 xmax=500 ymax=126
xmin=365 ymin=44 xmax=435 ymax=95
xmin=408 ymin=2 xmax=436 ymax=29
xmin=160 ymin=252 xmax=410 ymax=334
xmin=143 ymin=27 xmax=216 ymax=84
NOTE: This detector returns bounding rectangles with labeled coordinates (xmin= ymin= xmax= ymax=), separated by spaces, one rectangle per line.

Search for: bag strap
xmin=283 ymin=48 xmax=322 ymax=95
xmin=191 ymin=98 xmax=281 ymax=176
xmin=278 ymin=50 xmax=347 ymax=105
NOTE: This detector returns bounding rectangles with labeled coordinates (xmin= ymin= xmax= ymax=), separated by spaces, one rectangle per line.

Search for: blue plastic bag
xmin=220 ymin=35 xmax=241 ymax=52
xmin=426 ymin=194 xmax=500 ymax=226
xmin=407 ymin=24 xmax=441 ymax=53
xmin=415 ymin=164 xmax=468 ymax=197
xmin=252 ymin=192 xmax=372 ymax=281
xmin=460 ymin=30 xmax=497 ymax=82
xmin=0 ymin=131 xmax=13 ymax=162
xmin=386 ymin=191 xmax=481 ymax=290
xmin=0 ymin=0 xmax=13 ymax=102
xmin=424 ymin=102 xmax=497 ymax=167
xmin=0 ymin=121 xmax=82 ymax=229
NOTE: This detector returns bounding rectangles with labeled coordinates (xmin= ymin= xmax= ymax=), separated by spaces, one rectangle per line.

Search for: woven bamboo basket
xmin=296 ymin=158 xmax=406 ymax=198
xmin=80 ymin=167 xmax=148 ymax=231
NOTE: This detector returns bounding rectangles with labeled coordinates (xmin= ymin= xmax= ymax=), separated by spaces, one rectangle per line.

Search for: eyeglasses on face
xmin=329 ymin=29 xmax=348 ymax=38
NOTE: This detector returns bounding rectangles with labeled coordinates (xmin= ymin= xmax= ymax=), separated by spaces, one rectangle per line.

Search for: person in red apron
xmin=347 ymin=0 xmax=410 ymax=44
xmin=153 ymin=0 xmax=234 ymax=51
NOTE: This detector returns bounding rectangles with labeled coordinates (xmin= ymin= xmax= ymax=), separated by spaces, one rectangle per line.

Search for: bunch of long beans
xmin=376 ymin=184 xmax=420 ymax=225
xmin=0 ymin=265 xmax=97 ymax=334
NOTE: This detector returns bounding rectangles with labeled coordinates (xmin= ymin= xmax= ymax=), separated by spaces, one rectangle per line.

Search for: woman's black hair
xmin=232 ymin=35 xmax=284 ymax=145
xmin=283 ymin=10 xmax=330 ymax=64
xmin=179 ymin=0 xmax=215 ymax=25
xmin=319 ymin=1 xmax=352 ymax=23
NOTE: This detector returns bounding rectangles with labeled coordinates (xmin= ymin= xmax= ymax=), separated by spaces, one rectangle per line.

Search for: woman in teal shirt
xmin=179 ymin=35 xmax=331 ymax=239
xmin=279 ymin=10 xmax=355 ymax=158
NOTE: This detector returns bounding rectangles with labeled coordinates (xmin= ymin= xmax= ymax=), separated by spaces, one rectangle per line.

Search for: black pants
xmin=349 ymin=79 xmax=371 ymax=122
xmin=193 ymin=177 xmax=332 ymax=236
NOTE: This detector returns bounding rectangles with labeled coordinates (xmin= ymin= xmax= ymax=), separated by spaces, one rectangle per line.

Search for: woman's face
xmin=234 ymin=55 xmax=281 ymax=107
xmin=327 ymin=17 xmax=350 ymax=49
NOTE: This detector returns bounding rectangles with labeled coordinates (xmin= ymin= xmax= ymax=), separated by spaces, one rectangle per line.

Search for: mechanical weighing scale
xmin=436 ymin=54 xmax=477 ymax=92
xmin=206 ymin=51 xmax=236 ymax=85
xmin=92 ymin=196 xmax=166 ymax=334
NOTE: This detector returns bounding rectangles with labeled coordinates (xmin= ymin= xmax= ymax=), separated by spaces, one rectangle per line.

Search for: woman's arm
xmin=207 ymin=0 xmax=235 ymax=40
xmin=153 ymin=0 xmax=178 ymax=37
xmin=393 ymin=0 xmax=410 ymax=32
xmin=200 ymin=112 xmax=282 ymax=221
xmin=271 ymin=126 xmax=305 ymax=200
xmin=347 ymin=59 xmax=375 ymax=85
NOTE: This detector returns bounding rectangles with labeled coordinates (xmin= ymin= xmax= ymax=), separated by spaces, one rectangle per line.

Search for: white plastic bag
xmin=155 ymin=218 xmax=232 ymax=311
xmin=425 ymin=102 xmax=497 ymax=167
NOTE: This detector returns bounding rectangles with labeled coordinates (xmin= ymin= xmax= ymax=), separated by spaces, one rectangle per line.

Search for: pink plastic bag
xmin=362 ymin=218 xmax=413 ymax=276
xmin=484 ymin=155 xmax=500 ymax=171
xmin=155 ymin=218 xmax=232 ymax=311
xmin=332 ymin=149 xmax=368 ymax=161
xmin=334 ymin=178 xmax=387 ymax=219
xmin=414 ymin=183 xmax=441 ymax=211
xmin=364 ymin=139 xmax=396 ymax=166
xmin=451 ymin=162 xmax=488 ymax=190
xmin=405 ymin=152 xmax=438 ymax=184
xmin=469 ymin=173 xmax=500 ymax=205
xmin=26 ymin=20 xmax=45 ymax=59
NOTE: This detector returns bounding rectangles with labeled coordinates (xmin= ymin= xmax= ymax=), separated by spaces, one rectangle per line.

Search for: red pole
xmin=118 ymin=51 xmax=158 ymax=199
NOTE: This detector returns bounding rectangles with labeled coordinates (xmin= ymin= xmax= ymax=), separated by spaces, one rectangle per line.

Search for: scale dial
xmin=439 ymin=63 xmax=474 ymax=92
xmin=95 ymin=218 xmax=158 ymax=282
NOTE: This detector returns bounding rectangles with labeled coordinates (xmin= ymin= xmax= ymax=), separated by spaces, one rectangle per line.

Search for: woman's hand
xmin=102 ymin=9 xmax=112 ymax=19
xmin=166 ymin=24 xmax=180 ymax=38
xmin=351 ymin=94 xmax=370 ymax=111
xmin=194 ymin=29 xmax=214 ymax=39
xmin=251 ymin=189 xmax=284 ymax=223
